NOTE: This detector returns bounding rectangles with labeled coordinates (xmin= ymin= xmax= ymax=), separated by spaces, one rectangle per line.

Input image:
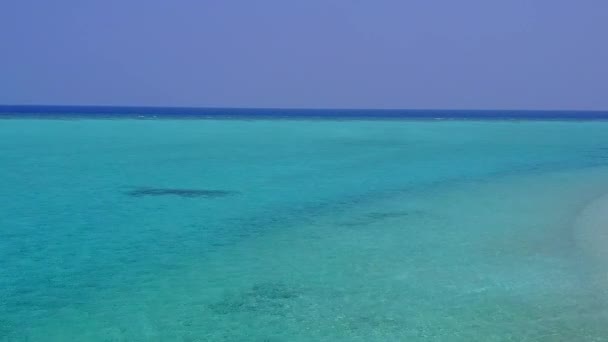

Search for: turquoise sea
xmin=2 ymin=112 xmax=608 ymax=341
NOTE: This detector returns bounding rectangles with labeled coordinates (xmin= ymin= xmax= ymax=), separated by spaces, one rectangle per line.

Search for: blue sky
xmin=1 ymin=0 xmax=607 ymax=109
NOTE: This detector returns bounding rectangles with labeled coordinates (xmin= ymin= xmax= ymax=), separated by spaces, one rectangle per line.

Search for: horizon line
xmin=1 ymin=104 xmax=608 ymax=113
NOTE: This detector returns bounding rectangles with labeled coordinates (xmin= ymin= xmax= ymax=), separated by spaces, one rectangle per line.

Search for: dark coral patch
xmin=209 ymin=282 xmax=300 ymax=315
xmin=339 ymin=210 xmax=437 ymax=227
xmin=125 ymin=187 xmax=238 ymax=198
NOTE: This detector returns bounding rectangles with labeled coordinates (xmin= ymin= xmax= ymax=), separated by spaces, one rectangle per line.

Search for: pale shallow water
xmin=2 ymin=119 xmax=608 ymax=341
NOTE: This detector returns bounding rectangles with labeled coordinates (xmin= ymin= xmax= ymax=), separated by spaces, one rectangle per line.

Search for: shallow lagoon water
xmin=2 ymin=118 xmax=608 ymax=340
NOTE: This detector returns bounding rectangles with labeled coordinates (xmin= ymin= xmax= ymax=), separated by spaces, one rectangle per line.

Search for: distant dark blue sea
xmin=2 ymin=105 xmax=608 ymax=120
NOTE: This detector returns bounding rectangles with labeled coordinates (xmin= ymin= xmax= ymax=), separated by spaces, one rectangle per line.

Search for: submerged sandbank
xmin=574 ymin=192 xmax=608 ymax=266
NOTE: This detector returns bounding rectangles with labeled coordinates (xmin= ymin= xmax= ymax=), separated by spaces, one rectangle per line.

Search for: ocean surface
xmin=2 ymin=108 xmax=608 ymax=341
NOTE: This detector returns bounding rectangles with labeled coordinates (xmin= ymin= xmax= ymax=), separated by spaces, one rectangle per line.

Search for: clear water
xmin=2 ymin=118 xmax=608 ymax=341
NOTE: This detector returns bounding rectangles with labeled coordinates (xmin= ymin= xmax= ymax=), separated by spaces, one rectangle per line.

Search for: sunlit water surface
xmin=2 ymin=119 xmax=608 ymax=341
